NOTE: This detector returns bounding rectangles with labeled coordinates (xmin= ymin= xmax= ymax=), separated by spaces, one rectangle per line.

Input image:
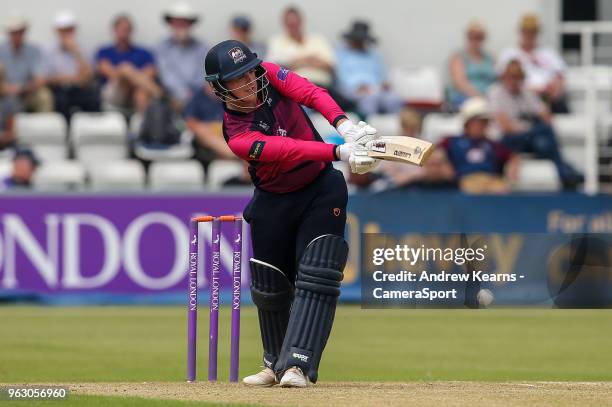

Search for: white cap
xmin=460 ymin=97 xmax=491 ymax=126
xmin=4 ymin=14 xmax=28 ymax=32
xmin=54 ymin=10 xmax=77 ymax=29
xmin=164 ymin=2 xmax=199 ymax=22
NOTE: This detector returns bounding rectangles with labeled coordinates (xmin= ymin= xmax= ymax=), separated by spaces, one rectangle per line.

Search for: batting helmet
xmin=204 ymin=40 xmax=269 ymax=109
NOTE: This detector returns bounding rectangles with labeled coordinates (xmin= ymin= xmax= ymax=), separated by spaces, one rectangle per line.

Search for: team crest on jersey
xmin=228 ymin=47 xmax=246 ymax=64
xmin=277 ymin=68 xmax=290 ymax=81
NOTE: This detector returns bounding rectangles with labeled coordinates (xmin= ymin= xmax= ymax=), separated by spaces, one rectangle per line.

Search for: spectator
xmin=498 ymin=14 xmax=569 ymax=113
xmin=335 ymin=21 xmax=403 ymax=116
xmin=447 ymin=20 xmax=496 ymax=111
xmin=266 ymin=6 xmax=335 ymax=88
xmin=184 ymin=84 xmax=234 ymax=170
xmin=0 ymin=64 xmax=17 ymax=151
xmin=95 ymin=14 xmax=161 ymax=113
xmin=155 ymin=3 xmax=208 ymax=111
xmin=45 ymin=10 xmax=99 ymax=120
xmin=230 ymin=15 xmax=265 ymax=59
xmin=0 ymin=14 xmax=53 ymax=112
xmin=440 ymin=97 xmax=519 ymax=194
xmin=372 ymin=108 xmax=455 ymax=191
xmin=489 ymin=60 xmax=582 ymax=190
xmin=1 ymin=146 xmax=38 ymax=190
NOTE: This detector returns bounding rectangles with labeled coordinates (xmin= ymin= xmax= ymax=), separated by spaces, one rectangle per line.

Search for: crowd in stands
xmin=0 ymin=3 xmax=588 ymax=193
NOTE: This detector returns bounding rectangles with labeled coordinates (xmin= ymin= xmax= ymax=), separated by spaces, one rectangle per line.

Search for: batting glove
xmin=336 ymin=142 xmax=380 ymax=174
xmin=337 ymin=120 xmax=379 ymax=145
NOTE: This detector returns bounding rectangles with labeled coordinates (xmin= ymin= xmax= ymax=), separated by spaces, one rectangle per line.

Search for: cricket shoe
xmin=242 ymin=367 xmax=277 ymax=387
xmin=279 ymin=366 xmax=308 ymax=388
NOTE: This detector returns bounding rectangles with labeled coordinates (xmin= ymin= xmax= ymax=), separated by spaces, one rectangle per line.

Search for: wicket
xmin=187 ymin=215 xmax=243 ymax=383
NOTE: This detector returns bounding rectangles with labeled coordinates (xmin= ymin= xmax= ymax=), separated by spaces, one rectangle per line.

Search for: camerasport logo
xmin=228 ymin=47 xmax=246 ymax=64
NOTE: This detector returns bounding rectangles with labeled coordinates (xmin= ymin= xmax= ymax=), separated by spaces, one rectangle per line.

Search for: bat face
xmin=367 ymin=136 xmax=434 ymax=166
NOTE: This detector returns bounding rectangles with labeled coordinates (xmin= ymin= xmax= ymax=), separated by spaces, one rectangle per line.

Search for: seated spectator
xmin=1 ymin=146 xmax=38 ymax=190
xmin=45 ymin=10 xmax=99 ymax=120
xmin=230 ymin=15 xmax=265 ymax=59
xmin=440 ymin=97 xmax=519 ymax=194
xmin=448 ymin=20 xmax=496 ymax=111
xmin=184 ymin=84 xmax=234 ymax=170
xmin=266 ymin=6 xmax=335 ymax=88
xmin=489 ymin=60 xmax=582 ymax=190
xmin=95 ymin=14 xmax=161 ymax=113
xmin=155 ymin=3 xmax=208 ymax=111
xmin=498 ymin=14 xmax=569 ymax=113
xmin=0 ymin=15 xmax=53 ymax=112
xmin=335 ymin=21 xmax=402 ymax=116
xmin=0 ymin=64 xmax=17 ymax=150
xmin=372 ymin=108 xmax=455 ymax=191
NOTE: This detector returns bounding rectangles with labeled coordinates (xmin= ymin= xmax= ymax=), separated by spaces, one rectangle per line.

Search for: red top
xmin=222 ymin=62 xmax=347 ymax=193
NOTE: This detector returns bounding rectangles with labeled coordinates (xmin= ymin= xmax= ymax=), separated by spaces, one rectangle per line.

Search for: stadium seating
xmin=367 ymin=114 xmax=402 ymax=136
xmin=553 ymin=114 xmax=588 ymax=173
xmin=514 ymin=159 xmax=560 ymax=191
xmin=554 ymin=114 xmax=587 ymax=142
xmin=71 ymin=112 xmax=128 ymax=162
xmin=207 ymin=159 xmax=244 ymax=188
xmin=15 ymin=112 xmax=68 ymax=161
xmin=565 ymin=66 xmax=612 ymax=115
xmin=422 ymin=113 xmax=462 ymax=143
xmin=33 ymin=160 xmax=87 ymax=191
xmin=88 ymin=159 xmax=145 ymax=190
xmin=389 ymin=66 xmax=444 ymax=108
xmin=149 ymin=160 xmax=205 ymax=191
xmin=129 ymin=113 xmax=143 ymax=136
xmin=0 ymin=158 xmax=11 ymax=179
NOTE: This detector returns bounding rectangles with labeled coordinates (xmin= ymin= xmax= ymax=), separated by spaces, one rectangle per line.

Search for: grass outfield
xmin=1 ymin=306 xmax=611 ymax=405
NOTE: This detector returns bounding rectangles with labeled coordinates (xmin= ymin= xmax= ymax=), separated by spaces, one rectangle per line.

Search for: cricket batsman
xmin=204 ymin=40 xmax=379 ymax=387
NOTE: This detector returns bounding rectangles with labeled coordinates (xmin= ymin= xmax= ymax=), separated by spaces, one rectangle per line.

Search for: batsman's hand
xmin=337 ymin=120 xmax=379 ymax=145
xmin=337 ymin=142 xmax=380 ymax=174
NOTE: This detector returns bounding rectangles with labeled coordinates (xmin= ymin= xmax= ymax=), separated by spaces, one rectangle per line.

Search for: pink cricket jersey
xmin=222 ymin=62 xmax=347 ymax=193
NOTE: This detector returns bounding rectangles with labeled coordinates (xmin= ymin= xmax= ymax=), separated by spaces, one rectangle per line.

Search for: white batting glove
xmin=357 ymin=120 xmax=379 ymax=141
xmin=337 ymin=143 xmax=380 ymax=174
xmin=337 ymin=120 xmax=379 ymax=145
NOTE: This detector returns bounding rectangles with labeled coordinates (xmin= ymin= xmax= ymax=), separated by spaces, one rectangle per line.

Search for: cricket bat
xmin=367 ymin=136 xmax=434 ymax=166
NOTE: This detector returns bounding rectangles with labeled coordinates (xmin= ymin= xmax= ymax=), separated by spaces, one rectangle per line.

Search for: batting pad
xmin=275 ymin=234 xmax=348 ymax=383
xmin=250 ymin=259 xmax=294 ymax=370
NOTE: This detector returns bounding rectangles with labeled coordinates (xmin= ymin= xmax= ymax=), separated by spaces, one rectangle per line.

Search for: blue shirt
xmin=95 ymin=44 xmax=155 ymax=80
xmin=155 ymin=37 xmax=209 ymax=103
xmin=335 ymin=45 xmax=386 ymax=96
xmin=440 ymin=135 xmax=512 ymax=177
xmin=183 ymin=88 xmax=223 ymax=122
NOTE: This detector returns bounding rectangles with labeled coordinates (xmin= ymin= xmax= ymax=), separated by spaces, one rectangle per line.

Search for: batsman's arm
xmin=227 ymin=130 xmax=339 ymax=162
xmin=262 ymin=62 xmax=347 ymax=127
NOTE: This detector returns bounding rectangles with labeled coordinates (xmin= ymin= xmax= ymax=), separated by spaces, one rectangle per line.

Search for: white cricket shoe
xmin=279 ymin=366 xmax=308 ymax=388
xmin=242 ymin=367 xmax=277 ymax=387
